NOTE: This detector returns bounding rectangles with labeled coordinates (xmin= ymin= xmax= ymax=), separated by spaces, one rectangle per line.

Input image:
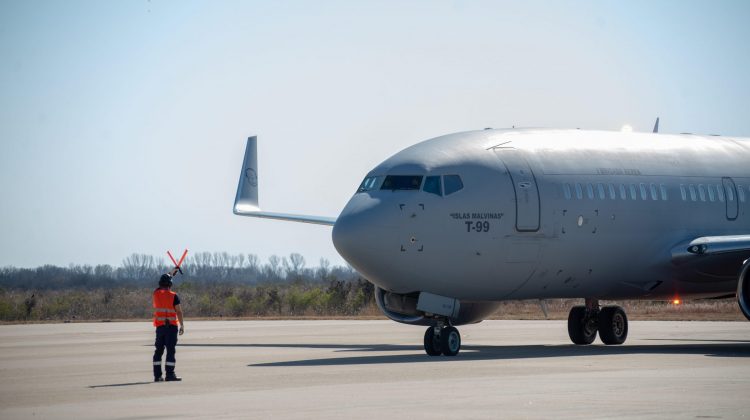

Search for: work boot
xmin=154 ymin=376 xmax=163 ymax=382
xmin=165 ymin=374 xmax=182 ymax=382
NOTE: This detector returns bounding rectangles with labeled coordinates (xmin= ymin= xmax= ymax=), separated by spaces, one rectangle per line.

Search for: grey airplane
xmin=234 ymin=125 xmax=750 ymax=356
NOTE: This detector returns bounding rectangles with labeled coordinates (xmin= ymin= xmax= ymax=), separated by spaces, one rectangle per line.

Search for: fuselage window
xmin=639 ymin=183 xmax=648 ymax=200
xmin=738 ymin=185 xmax=746 ymax=202
xmin=698 ymin=184 xmax=706 ymax=202
xmin=619 ymin=184 xmax=627 ymax=200
xmin=660 ymin=184 xmax=668 ymax=201
xmin=608 ymin=183 xmax=616 ymax=200
xmin=381 ymin=175 xmax=423 ymax=191
xmin=423 ymin=176 xmax=442 ymax=196
xmin=597 ymin=183 xmax=606 ymax=200
xmin=649 ymin=183 xmax=658 ymax=200
xmin=357 ymin=176 xmax=382 ymax=192
xmin=689 ymin=185 xmax=697 ymax=201
xmin=717 ymin=184 xmax=725 ymax=202
xmin=680 ymin=185 xmax=687 ymax=201
xmin=629 ymin=184 xmax=637 ymax=200
xmin=726 ymin=184 xmax=735 ymax=202
xmin=707 ymin=184 xmax=716 ymax=202
xmin=443 ymin=175 xmax=464 ymax=195
xmin=587 ymin=183 xmax=595 ymax=200
xmin=575 ymin=183 xmax=583 ymax=199
xmin=563 ymin=183 xmax=572 ymax=200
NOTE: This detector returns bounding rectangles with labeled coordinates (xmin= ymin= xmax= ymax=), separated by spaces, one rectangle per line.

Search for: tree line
xmin=0 ymin=252 xmax=358 ymax=290
xmin=0 ymin=252 xmax=378 ymax=322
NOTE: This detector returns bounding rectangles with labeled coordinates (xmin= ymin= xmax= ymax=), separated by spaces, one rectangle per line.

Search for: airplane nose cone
xmin=331 ymin=215 xmax=362 ymax=260
xmin=332 ymin=194 xmax=390 ymax=278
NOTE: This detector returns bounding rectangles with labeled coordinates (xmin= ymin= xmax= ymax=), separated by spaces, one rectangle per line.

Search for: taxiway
xmin=0 ymin=320 xmax=748 ymax=419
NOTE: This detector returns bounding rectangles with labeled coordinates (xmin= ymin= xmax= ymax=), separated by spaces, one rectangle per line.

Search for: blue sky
xmin=1 ymin=0 xmax=749 ymax=268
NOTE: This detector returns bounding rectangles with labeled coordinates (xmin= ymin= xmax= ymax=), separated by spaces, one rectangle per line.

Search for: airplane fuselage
xmin=332 ymin=129 xmax=750 ymax=302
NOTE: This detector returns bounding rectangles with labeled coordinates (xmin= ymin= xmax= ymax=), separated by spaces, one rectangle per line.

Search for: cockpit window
xmin=381 ymin=175 xmax=423 ymax=191
xmin=443 ymin=175 xmax=464 ymax=195
xmin=357 ymin=176 xmax=382 ymax=193
xmin=423 ymin=176 xmax=442 ymax=196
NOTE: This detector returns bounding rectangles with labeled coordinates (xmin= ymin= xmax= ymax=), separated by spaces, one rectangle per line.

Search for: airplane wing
xmin=233 ymin=137 xmax=337 ymax=226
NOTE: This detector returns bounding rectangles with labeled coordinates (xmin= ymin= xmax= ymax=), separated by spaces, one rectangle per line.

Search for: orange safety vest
xmin=153 ymin=288 xmax=179 ymax=327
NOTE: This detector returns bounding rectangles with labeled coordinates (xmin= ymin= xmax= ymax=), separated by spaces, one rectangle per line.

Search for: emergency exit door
xmin=494 ymin=149 xmax=540 ymax=232
xmin=723 ymin=177 xmax=738 ymax=220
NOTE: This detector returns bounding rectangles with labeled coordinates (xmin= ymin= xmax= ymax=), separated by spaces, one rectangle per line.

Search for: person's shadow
xmin=89 ymin=381 xmax=154 ymax=388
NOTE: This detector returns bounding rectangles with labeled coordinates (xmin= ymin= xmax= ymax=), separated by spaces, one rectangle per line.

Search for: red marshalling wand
xmin=167 ymin=249 xmax=188 ymax=275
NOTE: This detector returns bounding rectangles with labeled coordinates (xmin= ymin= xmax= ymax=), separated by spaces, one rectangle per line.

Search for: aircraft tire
xmin=598 ymin=306 xmax=628 ymax=345
xmin=440 ymin=326 xmax=461 ymax=356
xmin=567 ymin=306 xmax=597 ymax=345
xmin=423 ymin=326 xmax=442 ymax=356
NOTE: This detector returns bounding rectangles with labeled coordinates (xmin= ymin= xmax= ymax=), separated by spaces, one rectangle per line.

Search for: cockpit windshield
xmin=358 ymin=174 xmax=462 ymax=194
xmin=444 ymin=175 xmax=464 ymax=195
xmin=357 ymin=176 xmax=383 ymax=193
xmin=381 ymin=175 xmax=423 ymax=191
xmin=423 ymin=176 xmax=442 ymax=196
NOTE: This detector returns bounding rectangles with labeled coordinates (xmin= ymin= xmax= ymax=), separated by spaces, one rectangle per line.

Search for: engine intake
xmin=375 ymin=286 xmax=501 ymax=326
xmin=738 ymin=260 xmax=750 ymax=321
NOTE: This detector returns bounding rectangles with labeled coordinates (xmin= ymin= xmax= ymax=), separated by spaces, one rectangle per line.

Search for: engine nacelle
xmin=738 ymin=260 xmax=750 ymax=321
xmin=375 ymin=286 xmax=501 ymax=326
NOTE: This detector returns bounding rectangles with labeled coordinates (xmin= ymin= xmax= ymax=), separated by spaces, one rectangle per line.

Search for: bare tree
xmin=266 ymin=255 xmax=282 ymax=281
xmin=121 ymin=253 xmax=157 ymax=281
xmin=317 ymin=258 xmax=331 ymax=282
xmin=285 ymin=253 xmax=306 ymax=283
xmin=247 ymin=254 xmax=259 ymax=272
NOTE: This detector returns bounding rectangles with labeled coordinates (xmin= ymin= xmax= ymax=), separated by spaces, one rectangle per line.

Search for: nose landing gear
xmin=567 ymin=299 xmax=628 ymax=345
xmin=423 ymin=323 xmax=461 ymax=356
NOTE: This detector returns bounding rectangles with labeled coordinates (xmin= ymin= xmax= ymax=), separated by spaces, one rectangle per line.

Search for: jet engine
xmin=738 ymin=260 xmax=750 ymax=321
xmin=375 ymin=286 xmax=501 ymax=326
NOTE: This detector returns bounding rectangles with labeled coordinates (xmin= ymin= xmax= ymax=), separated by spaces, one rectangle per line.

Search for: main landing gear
xmin=567 ymin=299 xmax=628 ymax=345
xmin=423 ymin=321 xmax=461 ymax=356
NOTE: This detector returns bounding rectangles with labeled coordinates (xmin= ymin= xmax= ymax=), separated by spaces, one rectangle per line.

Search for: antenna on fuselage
xmin=652 ymin=117 xmax=660 ymax=133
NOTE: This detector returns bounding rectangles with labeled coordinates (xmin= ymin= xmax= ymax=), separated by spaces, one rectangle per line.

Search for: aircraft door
xmin=494 ymin=149 xmax=540 ymax=232
xmin=722 ymin=177 xmax=738 ymax=220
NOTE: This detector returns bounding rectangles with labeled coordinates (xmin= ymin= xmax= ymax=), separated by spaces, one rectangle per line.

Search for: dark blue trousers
xmin=153 ymin=324 xmax=178 ymax=377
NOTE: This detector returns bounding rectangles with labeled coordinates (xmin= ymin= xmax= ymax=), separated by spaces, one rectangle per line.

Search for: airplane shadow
xmin=176 ymin=341 xmax=750 ymax=367
xmin=89 ymin=381 xmax=154 ymax=388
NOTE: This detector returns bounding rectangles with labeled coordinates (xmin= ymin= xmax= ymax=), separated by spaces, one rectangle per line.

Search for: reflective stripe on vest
xmin=153 ymin=289 xmax=178 ymax=327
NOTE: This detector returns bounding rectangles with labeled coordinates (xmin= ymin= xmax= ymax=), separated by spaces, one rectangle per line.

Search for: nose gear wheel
xmin=422 ymin=325 xmax=462 ymax=356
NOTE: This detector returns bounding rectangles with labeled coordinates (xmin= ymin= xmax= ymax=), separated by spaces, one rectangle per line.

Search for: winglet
xmin=652 ymin=117 xmax=660 ymax=133
xmin=234 ymin=136 xmax=260 ymax=213
xmin=233 ymin=136 xmax=337 ymax=226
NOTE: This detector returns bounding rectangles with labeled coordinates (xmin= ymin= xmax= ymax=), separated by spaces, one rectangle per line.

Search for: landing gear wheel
xmin=567 ymin=306 xmax=597 ymax=345
xmin=598 ymin=306 xmax=628 ymax=345
xmin=440 ymin=326 xmax=461 ymax=356
xmin=423 ymin=326 xmax=442 ymax=356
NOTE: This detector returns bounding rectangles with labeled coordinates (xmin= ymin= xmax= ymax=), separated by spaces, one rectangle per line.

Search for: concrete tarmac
xmin=0 ymin=320 xmax=748 ymax=419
